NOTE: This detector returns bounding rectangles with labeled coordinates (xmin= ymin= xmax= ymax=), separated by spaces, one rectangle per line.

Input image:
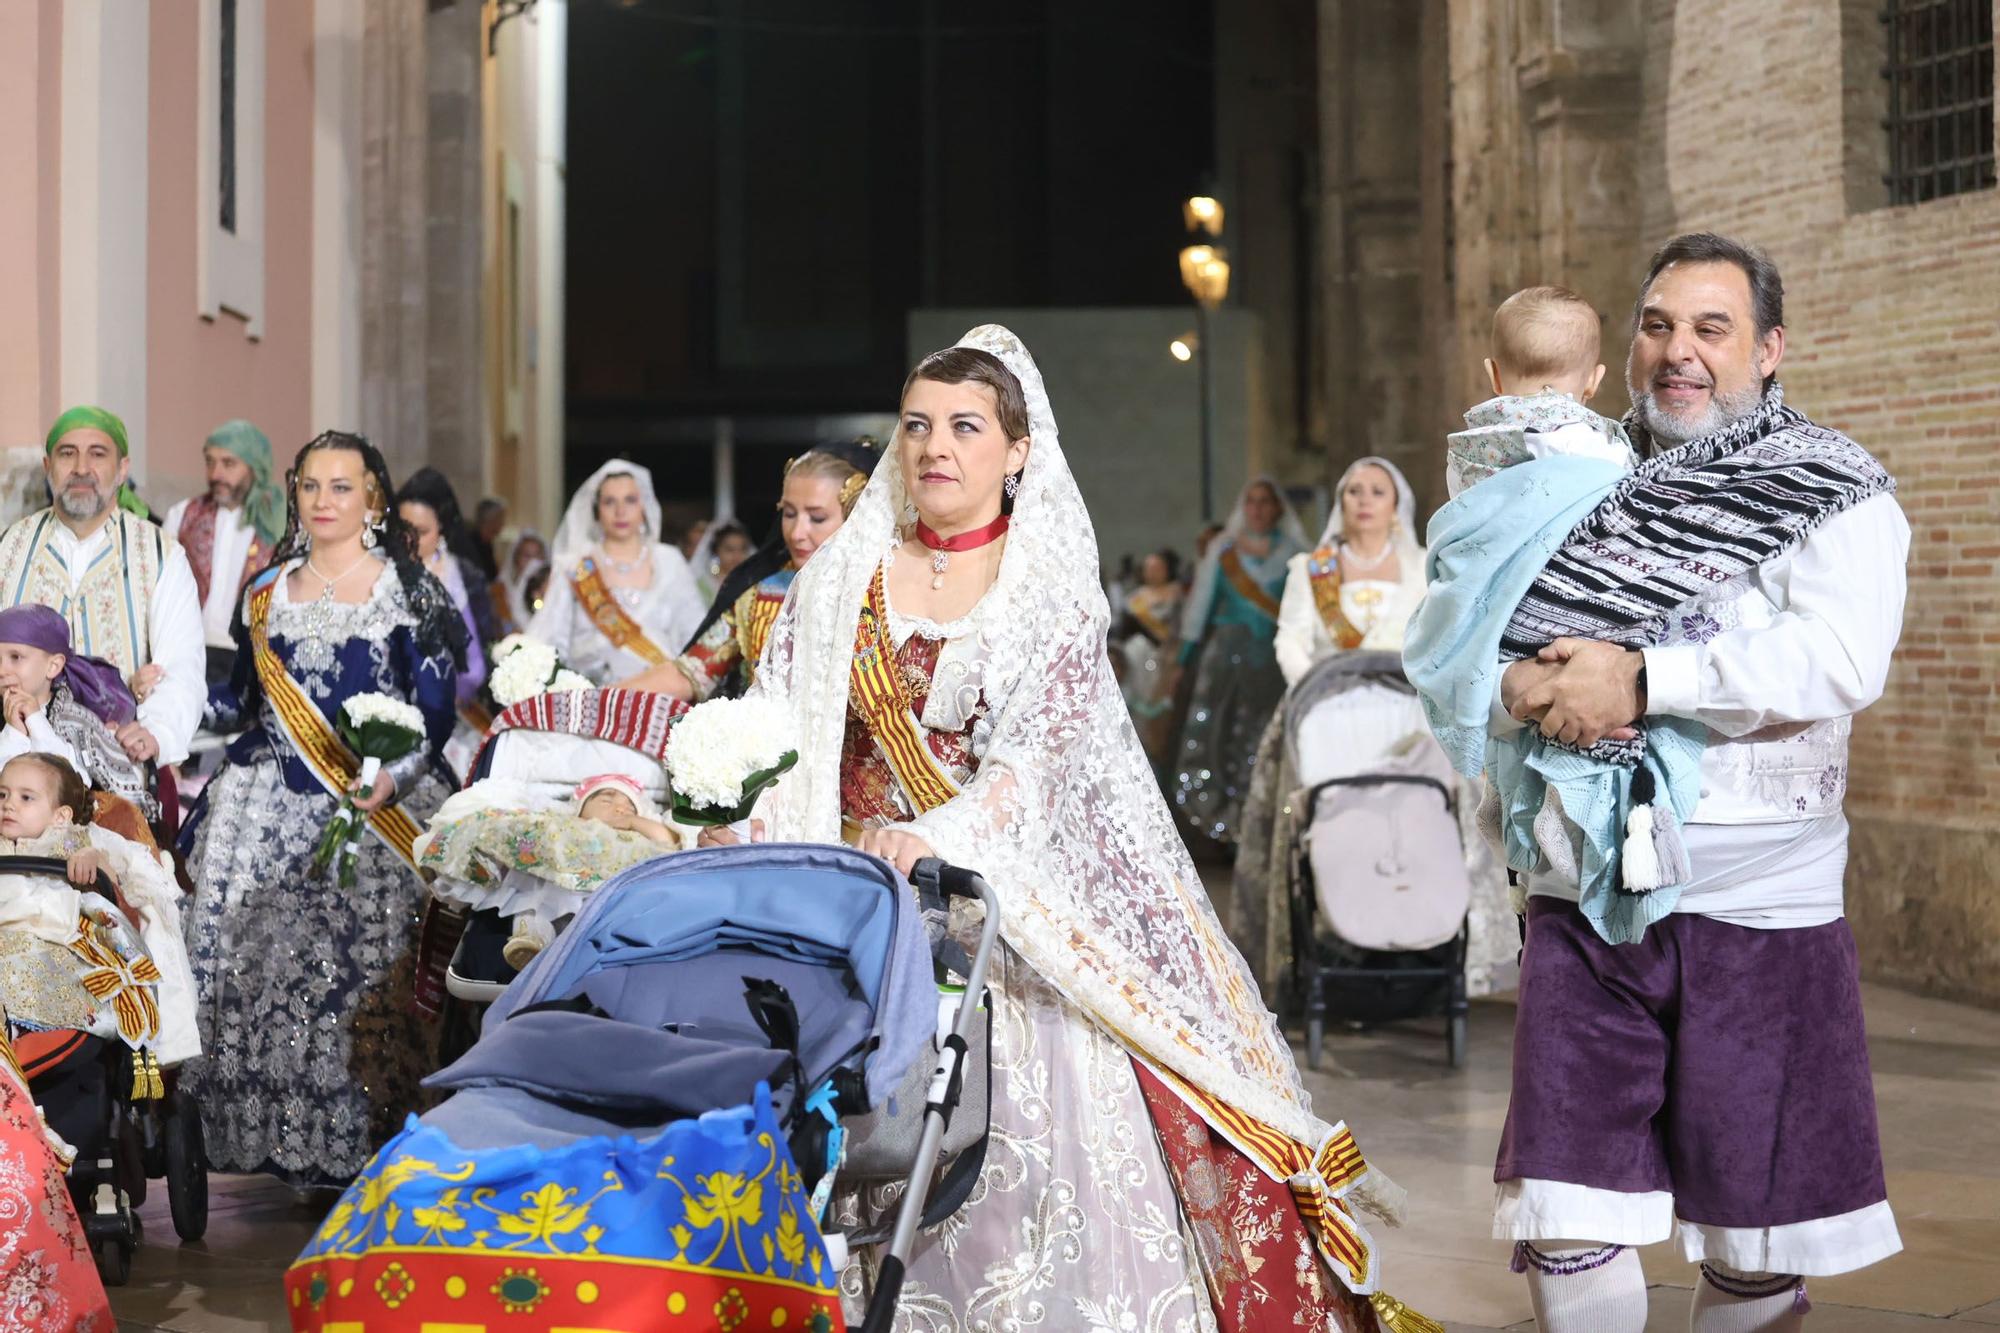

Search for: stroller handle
xmin=907 ymin=857 xmax=987 ymax=904
xmin=860 ymin=858 xmax=1001 ymax=1333
xmin=0 ymin=855 xmax=116 ymax=897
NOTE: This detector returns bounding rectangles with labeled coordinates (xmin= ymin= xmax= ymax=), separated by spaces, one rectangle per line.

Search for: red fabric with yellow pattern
xmin=286 ymin=1251 xmax=845 ymax=1332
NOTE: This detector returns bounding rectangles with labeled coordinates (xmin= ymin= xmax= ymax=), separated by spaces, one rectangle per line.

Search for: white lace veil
xmin=549 ymin=460 xmax=666 ymax=571
xmin=752 ymin=325 xmax=1400 ymax=1261
xmin=1179 ymin=474 xmax=1310 ymax=643
xmin=1316 ymin=455 xmax=1420 ymax=557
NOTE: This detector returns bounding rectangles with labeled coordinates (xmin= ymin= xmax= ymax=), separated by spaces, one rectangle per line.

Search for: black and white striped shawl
xmin=1499 ymin=383 xmax=1895 ymax=763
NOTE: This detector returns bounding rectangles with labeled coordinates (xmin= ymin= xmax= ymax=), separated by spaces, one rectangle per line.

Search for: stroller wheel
xmin=165 ymin=1090 xmax=210 ymax=1241
xmin=93 ymin=1233 xmax=133 ymax=1287
xmin=1447 ymin=1012 xmax=1468 ymax=1069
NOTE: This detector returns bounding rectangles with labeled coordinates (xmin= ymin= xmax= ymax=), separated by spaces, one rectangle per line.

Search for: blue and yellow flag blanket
xmin=1402 ymin=456 xmax=1705 ymax=945
xmin=287 ymin=1082 xmax=845 ymax=1332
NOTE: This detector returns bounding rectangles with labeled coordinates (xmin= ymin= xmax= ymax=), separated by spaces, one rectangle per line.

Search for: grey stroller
xmin=291 ymin=842 xmax=998 ymax=1332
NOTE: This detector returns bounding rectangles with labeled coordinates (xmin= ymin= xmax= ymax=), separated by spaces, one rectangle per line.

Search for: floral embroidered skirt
xmin=182 ymin=758 xmax=443 ymax=1188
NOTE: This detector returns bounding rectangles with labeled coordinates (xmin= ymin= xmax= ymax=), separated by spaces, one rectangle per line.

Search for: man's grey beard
xmin=1630 ymin=376 xmax=1766 ymax=447
xmin=56 ymin=486 xmax=107 ymax=520
xmin=211 ymin=480 xmax=250 ymax=508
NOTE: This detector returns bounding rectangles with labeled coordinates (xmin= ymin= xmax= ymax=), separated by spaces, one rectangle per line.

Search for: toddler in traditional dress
xmin=1446 ymin=285 xmax=1637 ymax=499
xmin=0 ymin=605 xmax=156 ymax=822
xmin=0 ymin=753 xmax=200 ymax=1064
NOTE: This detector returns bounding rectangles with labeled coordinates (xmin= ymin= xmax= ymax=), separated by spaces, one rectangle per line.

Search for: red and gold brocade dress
xmin=830 ymin=586 xmax=1385 ymax=1333
xmin=671 ymin=568 xmax=796 ymax=700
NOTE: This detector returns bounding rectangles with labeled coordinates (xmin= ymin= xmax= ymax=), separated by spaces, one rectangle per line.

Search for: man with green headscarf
xmin=0 ymin=405 xmax=208 ymax=772
xmin=164 ymin=420 xmax=284 ymax=677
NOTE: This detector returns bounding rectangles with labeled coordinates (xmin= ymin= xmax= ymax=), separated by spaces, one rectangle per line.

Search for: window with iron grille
xmin=1882 ymin=0 xmax=1996 ymax=205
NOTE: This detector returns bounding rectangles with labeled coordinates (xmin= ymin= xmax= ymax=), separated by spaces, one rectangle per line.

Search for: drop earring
xmin=1004 ymin=472 xmax=1021 ymax=500
xmin=361 ymin=514 xmax=382 ymax=550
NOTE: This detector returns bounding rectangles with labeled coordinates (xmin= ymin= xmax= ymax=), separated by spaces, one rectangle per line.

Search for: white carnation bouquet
xmin=663 ymin=696 xmax=799 ymax=828
xmin=490 ymin=634 xmax=593 ymax=707
xmin=313 ymin=691 xmax=427 ymax=887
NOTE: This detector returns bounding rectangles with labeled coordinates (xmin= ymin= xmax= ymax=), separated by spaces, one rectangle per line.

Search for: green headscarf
xmin=203 ymin=419 xmax=287 ymax=546
xmin=43 ymin=404 xmax=152 ymax=520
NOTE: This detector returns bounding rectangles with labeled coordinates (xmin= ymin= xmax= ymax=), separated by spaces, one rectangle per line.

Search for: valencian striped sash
xmin=736 ymin=585 xmax=787 ymax=674
xmin=573 ymin=556 xmax=669 ymax=666
xmin=849 ymin=566 xmax=959 ymax=814
xmin=70 ymin=920 xmax=163 ymax=1048
xmin=1305 ymin=547 xmax=1366 ymax=650
xmin=1139 ymin=1055 xmax=1377 ymax=1291
xmin=246 ymin=575 xmax=424 ymax=875
xmin=1219 ymin=545 xmax=1283 ymax=620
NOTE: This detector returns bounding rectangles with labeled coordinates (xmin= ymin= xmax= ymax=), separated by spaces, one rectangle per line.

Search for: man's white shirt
xmin=164 ymin=498 xmax=256 ymax=650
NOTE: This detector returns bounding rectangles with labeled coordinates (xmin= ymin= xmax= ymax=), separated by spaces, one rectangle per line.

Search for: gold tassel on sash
xmin=1370 ymin=1292 xmax=1447 ymax=1333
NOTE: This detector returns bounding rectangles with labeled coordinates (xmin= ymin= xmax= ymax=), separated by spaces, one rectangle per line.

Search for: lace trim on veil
xmin=749 ymin=325 xmax=1404 ymax=1266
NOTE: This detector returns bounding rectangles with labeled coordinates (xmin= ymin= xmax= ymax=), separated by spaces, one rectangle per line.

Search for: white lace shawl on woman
xmin=750 ymin=324 xmax=1402 ymax=1248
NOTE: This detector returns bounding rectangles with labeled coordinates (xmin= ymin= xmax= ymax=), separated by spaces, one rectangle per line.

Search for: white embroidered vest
xmin=1657 ymin=577 xmax=1850 ymax=826
xmin=0 ymin=509 xmax=167 ymax=675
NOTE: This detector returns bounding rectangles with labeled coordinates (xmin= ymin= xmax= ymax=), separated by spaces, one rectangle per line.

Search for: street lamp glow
xmin=1170 ymin=336 xmax=1196 ymax=362
xmin=1183 ymin=195 xmax=1224 ymax=236
xmin=1179 ymin=245 xmax=1231 ymax=309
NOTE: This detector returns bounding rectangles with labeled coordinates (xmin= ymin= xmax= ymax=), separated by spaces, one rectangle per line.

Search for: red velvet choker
xmin=913 ymin=514 xmax=1010 ymax=588
xmin=914 ymin=513 xmax=1011 ymax=552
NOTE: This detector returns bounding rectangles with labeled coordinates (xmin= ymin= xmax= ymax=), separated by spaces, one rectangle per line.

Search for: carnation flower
xmin=490 ymin=637 xmax=564 ymax=706
xmin=664 ymin=696 xmax=799 ymax=822
xmin=549 ymin=669 xmax=595 ymax=693
xmin=340 ymin=692 xmax=425 ymax=734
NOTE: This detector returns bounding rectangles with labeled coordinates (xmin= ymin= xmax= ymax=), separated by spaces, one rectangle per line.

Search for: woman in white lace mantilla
xmin=719 ymin=327 xmax=1423 ymax=1332
xmin=526 ymin=460 xmax=706 ymax=686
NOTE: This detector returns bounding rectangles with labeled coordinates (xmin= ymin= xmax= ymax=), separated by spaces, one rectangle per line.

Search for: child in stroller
xmin=421 ymin=769 xmax=683 ymax=970
xmin=0 ymin=751 xmax=206 ymax=1282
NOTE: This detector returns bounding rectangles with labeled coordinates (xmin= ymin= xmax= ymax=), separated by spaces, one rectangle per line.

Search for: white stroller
xmin=1282 ymin=650 xmax=1475 ymax=1068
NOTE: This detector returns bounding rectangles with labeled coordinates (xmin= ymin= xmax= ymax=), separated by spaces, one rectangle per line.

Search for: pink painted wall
xmin=145 ymin=0 xmax=315 ymax=507
xmin=0 ymin=1 xmax=64 ymax=448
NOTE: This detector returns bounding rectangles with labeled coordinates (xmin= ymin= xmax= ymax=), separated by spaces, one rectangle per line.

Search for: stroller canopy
xmin=486 ymin=843 xmax=936 ymax=1109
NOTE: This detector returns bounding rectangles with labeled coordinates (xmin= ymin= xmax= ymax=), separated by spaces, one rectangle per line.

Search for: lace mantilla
xmin=751 ymin=324 xmax=1401 ymax=1288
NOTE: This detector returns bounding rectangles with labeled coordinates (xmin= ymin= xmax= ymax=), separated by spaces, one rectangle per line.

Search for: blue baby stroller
xmin=288 ymin=843 xmax=999 ymax=1333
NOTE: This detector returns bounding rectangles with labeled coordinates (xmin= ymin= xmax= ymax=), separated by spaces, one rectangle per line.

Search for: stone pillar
xmin=358 ymin=0 xmax=428 ymax=478
xmin=1315 ymin=0 xmax=1431 ymax=505
xmin=424 ymin=0 xmax=488 ymax=494
xmin=1447 ymin=0 xmax=1644 ymax=421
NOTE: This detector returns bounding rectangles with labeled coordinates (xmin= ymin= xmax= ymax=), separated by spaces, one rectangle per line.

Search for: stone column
xmin=424 ymin=0 xmax=488 ymax=494
xmin=358 ymin=0 xmax=428 ymax=477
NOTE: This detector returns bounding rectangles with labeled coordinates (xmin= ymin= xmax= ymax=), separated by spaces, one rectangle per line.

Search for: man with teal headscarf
xmin=0 ymin=405 xmax=208 ymax=774
xmin=164 ymin=420 xmax=285 ymax=672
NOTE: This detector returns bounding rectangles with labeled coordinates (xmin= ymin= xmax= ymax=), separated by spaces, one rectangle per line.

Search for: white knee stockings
xmin=1690 ymin=1262 xmax=1808 ymax=1332
xmin=1513 ymin=1240 xmax=1649 ymax=1333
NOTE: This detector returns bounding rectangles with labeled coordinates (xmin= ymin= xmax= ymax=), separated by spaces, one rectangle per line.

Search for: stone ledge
xmin=1847 ymin=814 xmax=2000 ymax=1009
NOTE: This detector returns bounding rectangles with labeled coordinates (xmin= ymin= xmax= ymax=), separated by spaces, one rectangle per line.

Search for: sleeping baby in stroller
xmin=419 ymin=771 xmax=686 ymax=970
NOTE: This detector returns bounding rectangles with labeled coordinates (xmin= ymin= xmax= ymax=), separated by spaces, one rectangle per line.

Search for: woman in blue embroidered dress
xmin=1172 ymin=476 xmax=1308 ymax=844
xmin=178 ymin=432 xmax=462 ymax=1189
